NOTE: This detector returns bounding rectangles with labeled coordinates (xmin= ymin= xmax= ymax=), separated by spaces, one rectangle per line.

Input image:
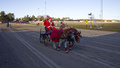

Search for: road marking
xmin=79 ymin=43 xmax=120 ymax=55
xmin=89 ymin=40 xmax=120 ymax=48
xmin=71 ymin=51 xmax=119 ymax=68
xmin=10 ymin=29 xmax=61 ymax=68
xmin=26 ymin=29 xmax=120 ymax=68
xmin=9 ymin=25 xmax=120 ymax=68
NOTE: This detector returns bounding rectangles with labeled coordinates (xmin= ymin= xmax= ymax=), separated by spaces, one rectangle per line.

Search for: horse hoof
xmin=66 ymin=51 xmax=68 ymax=53
xmin=55 ymin=48 xmax=57 ymax=50
xmin=57 ymin=49 xmax=60 ymax=51
xmin=53 ymin=47 xmax=57 ymax=50
xmin=53 ymin=46 xmax=56 ymax=50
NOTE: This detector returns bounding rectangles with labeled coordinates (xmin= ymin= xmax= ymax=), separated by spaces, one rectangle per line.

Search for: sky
xmin=0 ymin=0 xmax=120 ymax=20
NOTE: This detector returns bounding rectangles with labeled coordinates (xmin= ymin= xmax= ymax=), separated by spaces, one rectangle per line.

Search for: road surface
xmin=0 ymin=23 xmax=120 ymax=68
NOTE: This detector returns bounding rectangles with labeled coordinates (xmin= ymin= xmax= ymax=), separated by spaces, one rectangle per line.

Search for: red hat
xmin=47 ymin=15 xmax=50 ymax=18
xmin=49 ymin=17 xmax=52 ymax=20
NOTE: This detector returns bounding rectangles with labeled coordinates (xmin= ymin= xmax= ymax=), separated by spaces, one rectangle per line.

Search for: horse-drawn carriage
xmin=39 ymin=27 xmax=82 ymax=53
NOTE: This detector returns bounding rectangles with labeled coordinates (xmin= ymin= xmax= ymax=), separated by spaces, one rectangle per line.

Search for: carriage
xmin=39 ymin=27 xmax=82 ymax=53
xmin=39 ymin=29 xmax=49 ymax=46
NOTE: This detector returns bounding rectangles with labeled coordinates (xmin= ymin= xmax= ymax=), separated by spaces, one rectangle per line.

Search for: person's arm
xmin=52 ymin=22 xmax=55 ymax=27
xmin=44 ymin=19 xmax=47 ymax=26
xmin=46 ymin=21 xmax=50 ymax=28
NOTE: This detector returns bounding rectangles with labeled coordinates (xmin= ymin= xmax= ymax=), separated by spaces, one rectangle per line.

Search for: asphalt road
xmin=0 ymin=23 xmax=120 ymax=68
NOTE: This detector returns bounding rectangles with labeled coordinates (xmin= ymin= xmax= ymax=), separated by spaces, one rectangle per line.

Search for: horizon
xmin=0 ymin=0 xmax=120 ymax=20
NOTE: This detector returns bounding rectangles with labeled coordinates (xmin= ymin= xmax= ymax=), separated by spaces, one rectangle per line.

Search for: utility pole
xmin=88 ymin=13 xmax=92 ymax=28
xmin=38 ymin=8 xmax=39 ymax=16
xmin=45 ymin=2 xmax=46 ymax=15
xmin=100 ymin=0 xmax=103 ymax=28
xmin=38 ymin=8 xmax=40 ymax=21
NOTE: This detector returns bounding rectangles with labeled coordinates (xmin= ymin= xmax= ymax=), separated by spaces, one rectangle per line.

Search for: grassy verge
xmin=54 ymin=22 xmax=120 ymax=32
xmin=8 ymin=22 xmax=120 ymax=32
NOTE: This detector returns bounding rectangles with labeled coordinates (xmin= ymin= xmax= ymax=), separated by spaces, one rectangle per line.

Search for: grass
xmin=100 ymin=23 xmax=120 ymax=32
xmin=54 ymin=22 xmax=120 ymax=32
xmin=25 ymin=22 xmax=120 ymax=32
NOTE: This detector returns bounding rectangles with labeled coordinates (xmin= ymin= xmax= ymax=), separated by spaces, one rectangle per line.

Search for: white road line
xmin=79 ymin=43 xmax=120 ymax=55
xmin=10 ymin=26 xmax=120 ymax=68
xmin=90 ymin=37 xmax=120 ymax=45
xmin=24 ymin=52 xmax=40 ymax=67
xmin=89 ymin=40 xmax=120 ymax=48
xmin=103 ymin=36 xmax=120 ymax=40
xmin=81 ymin=37 xmax=120 ymax=47
xmin=27 ymin=29 xmax=120 ymax=68
xmin=27 ymin=31 xmax=120 ymax=55
xmin=29 ymin=30 xmax=120 ymax=48
xmin=72 ymin=51 xmax=118 ymax=68
xmin=10 ymin=29 xmax=61 ymax=68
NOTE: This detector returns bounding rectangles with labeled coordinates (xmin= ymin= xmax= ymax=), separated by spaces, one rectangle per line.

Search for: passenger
xmin=60 ymin=21 xmax=65 ymax=29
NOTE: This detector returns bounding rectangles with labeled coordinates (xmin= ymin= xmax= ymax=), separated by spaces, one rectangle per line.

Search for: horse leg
xmin=69 ymin=41 xmax=72 ymax=50
xmin=65 ymin=41 xmax=68 ymax=53
xmin=53 ymin=42 xmax=57 ymax=49
xmin=69 ymin=41 xmax=74 ymax=50
xmin=57 ymin=40 xmax=62 ymax=51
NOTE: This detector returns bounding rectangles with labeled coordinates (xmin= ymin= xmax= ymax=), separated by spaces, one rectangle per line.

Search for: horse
xmin=50 ymin=28 xmax=75 ymax=53
xmin=67 ymin=28 xmax=81 ymax=50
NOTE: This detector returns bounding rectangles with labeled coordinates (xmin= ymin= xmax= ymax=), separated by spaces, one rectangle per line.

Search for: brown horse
xmin=50 ymin=28 xmax=75 ymax=52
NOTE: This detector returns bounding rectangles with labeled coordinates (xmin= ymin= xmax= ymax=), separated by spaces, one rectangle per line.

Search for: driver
xmin=47 ymin=17 xmax=56 ymax=31
xmin=44 ymin=16 xmax=56 ymax=33
xmin=44 ymin=15 xmax=50 ymax=32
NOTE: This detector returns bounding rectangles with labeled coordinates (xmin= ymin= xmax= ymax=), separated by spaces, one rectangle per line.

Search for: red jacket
xmin=44 ymin=19 xmax=55 ymax=27
xmin=47 ymin=22 xmax=55 ymax=27
xmin=44 ymin=19 xmax=55 ymax=31
xmin=44 ymin=19 xmax=48 ymax=26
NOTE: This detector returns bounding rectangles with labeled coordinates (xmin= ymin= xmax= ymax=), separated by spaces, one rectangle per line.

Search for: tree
xmin=7 ymin=13 xmax=14 ymax=21
xmin=23 ymin=15 xmax=31 ymax=21
xmin=62 ymin=17 xmax=65 ymax=21
xmin=18 ymin=18 xmax=21 ymax=20
xmin=58 ymin=18 xmax=60 ymax=21
xmin=40 ymin=16 xmax=44 ymax=21
xmin=0 ymin=11 xmax=6 ymax=22
xmin=0 ymin=11 xmax=14 ymax=22
xmin=26 ymin=15 xmax=30 ymax=21
xmin=31 ymin=15 xmax=36 ymax=21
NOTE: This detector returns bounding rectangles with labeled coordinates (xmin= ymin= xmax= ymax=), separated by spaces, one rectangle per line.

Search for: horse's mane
xmin=62 ymin=28 xmax=70 ymax=32
xmin=72 ymin=28 xmax=78 ymax=33
xmin=72 ymin=28 xmax=81 ymax=35
xmin=62 ymin=28 xmax=78 ymax=33
xmin=60 ymin=28 xmax=72 ymax=38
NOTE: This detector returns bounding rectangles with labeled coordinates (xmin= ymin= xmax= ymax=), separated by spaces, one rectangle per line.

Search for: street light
xmin=88 ymin=13 xmax=92 ymax=28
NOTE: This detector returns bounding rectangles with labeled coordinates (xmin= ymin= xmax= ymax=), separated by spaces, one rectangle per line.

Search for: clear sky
xmin=0 ymin=0 xmax=120 ymax=20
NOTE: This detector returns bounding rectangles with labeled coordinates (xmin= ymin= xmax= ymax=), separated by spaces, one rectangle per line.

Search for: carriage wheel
xmin=45 ymin=39 xmax=48 ymax=43
xmin=43 ymin=36 xmax=48 ymax=46
xmin=39 ymin=35 xmax=43 ymax=43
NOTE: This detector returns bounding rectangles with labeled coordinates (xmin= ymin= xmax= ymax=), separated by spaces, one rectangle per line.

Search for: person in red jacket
xmin=60 ymin=21 xmax=65 ymax=29
xmin=46 ymin=17 xmax=56 ymax=31
xmin=44 ymin=16 xmax=55 ymax=33
xmin=44 ymin=15 xmax=50 ymax=26
xmin=44 ymin=15 xmax=50 ymax=32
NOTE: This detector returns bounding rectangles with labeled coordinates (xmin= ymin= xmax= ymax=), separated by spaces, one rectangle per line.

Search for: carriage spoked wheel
xmin=39 ymin=35 xmax=43 ymax=43
xmin=43 ymin=35 xmax=48 ymax=46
